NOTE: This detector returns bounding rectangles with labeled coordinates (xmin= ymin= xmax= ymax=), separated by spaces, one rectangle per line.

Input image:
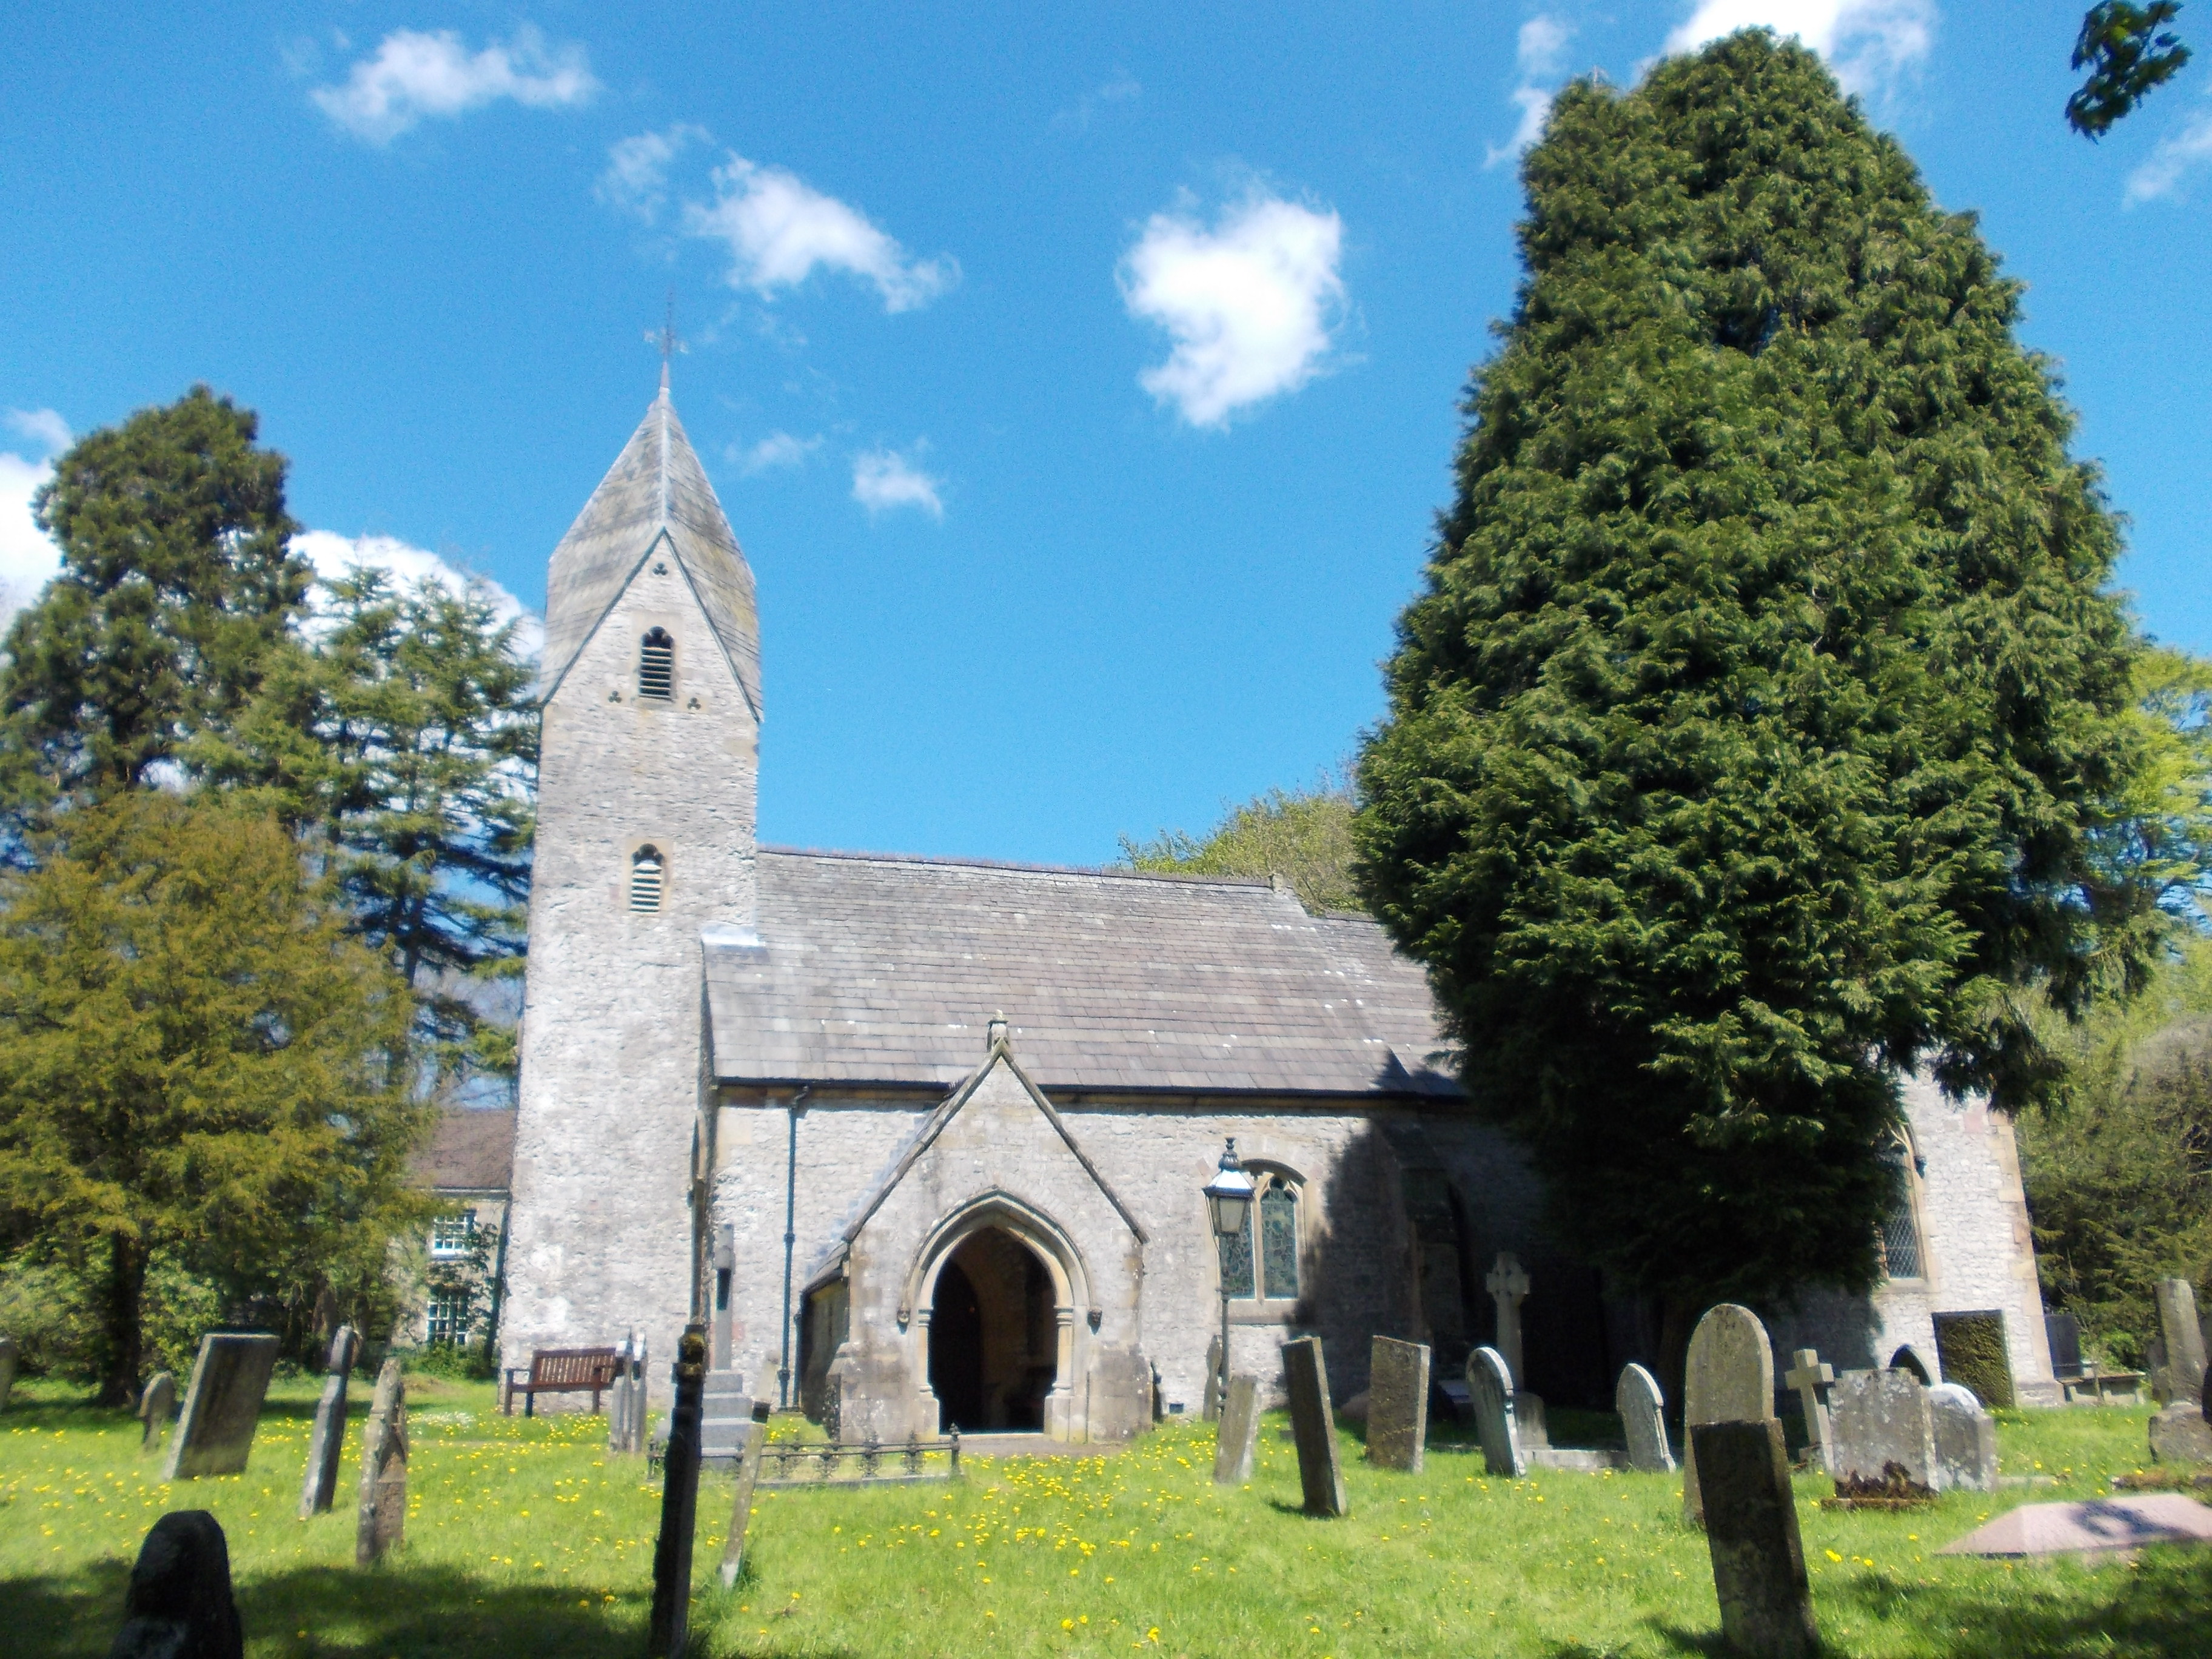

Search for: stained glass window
xmin=1218 ymin=1208 xmax=1255 ymax=1298
xmin=1260 ymin=1179 xmax=1299 ymax=1299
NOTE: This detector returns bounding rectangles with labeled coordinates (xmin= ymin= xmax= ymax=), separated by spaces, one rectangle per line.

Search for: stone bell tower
xmin=501 ymin=366 xmax=762 ymax=1389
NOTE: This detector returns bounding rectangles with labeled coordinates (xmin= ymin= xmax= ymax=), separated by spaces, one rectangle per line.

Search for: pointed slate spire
xmin=540 ymin=387 xmax=761 ymax=719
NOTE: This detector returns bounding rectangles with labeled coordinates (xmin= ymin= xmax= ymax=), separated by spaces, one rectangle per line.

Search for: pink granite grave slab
xmin=1937 ymin=1495 xmax=2212 ymax=1557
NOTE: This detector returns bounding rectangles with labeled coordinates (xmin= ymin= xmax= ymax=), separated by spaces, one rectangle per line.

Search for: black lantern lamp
xmin=1202 ymin=1139 xmax=1256 ymax=1412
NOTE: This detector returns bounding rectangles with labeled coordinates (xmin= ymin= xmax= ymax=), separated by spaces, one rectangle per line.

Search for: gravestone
xmin=107 ymin=1510 xmax=243 ymax=1659
xmin=1484 ymin=1253 xmax=1530 ymax=1386
xmin=2155 ymin=1278 xmax=2208 ymax=1406
xmin=163 ymin=1334 xmax=281 ymax=1482
xmin=1213 ymin=1373 xmax=1259 ymax=1486
xmin=1616 ymin=1363 xmax=1674 ymax=1473
xmin=1691 ymin=1421 xmax=1819 ymax=1659
xmin=0 ymin=1333 xmax=16 ymax=1412
xmin=298 ymin=1325 xmax=361 ymax=1519
xmin=1782 ymin=1349 xmax=1834 ymax=1473
xmin=1829 ymin=1368 xmax=1937 ymax=1495
xmin=1466 ymin=1346 xmax=1526 ymax=1478
xmin=138 ymin=1373 xmax=175 ymax=1453
xmin=1281 ymin=1335 xmax=1348 ymax=1517
xmin=2149 ymin=1401 xmax=2212 ymax=1464
xmin=1681 ymin=1304 xmax=1774 ymax=1527
xmin=717 ymin=1401 xmax=773 ymax=1590
xmin=609 ymin=1333 xmax=648 ymax=1456
xmin=354 ymin=1357 xmax=407 ymax=1566
xmin=1925 ymin=1382 xmax=1999 ymax=1492
xmin=700 ymin=1369 xmax=751 ymax=1466
xmin=1932 ymin=1310 xmax=2016 ymax=1409
xmin=1202 ymin=1335 xmax=1222 ymax=1423
xmin=1365 ymin=1336 xmax=1429 ymax=1473
xmin=2045 ymin=1311 xmax=2084 ymax=1382
xmin=649 ymin=1321 xmax=709 ymax=1657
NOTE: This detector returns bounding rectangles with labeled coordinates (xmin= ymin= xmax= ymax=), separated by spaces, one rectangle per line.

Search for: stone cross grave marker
xmin=1484 ymin=1253 xmax=1530 ymax=1392
xmin=1366 ymin=1336 xmax=1430 ymax=1473
xmin=163 ymin=1333 xmax=281 ymax=1483
xmin=1466 ymin=1346 xmax=1527 ymax=1478
xmin=649 ymin=1321 xmax=710 ymax=1657
xmin=1925 ymin=1382 xmax=1999 ymax=1492
xmin=1692 ymin=1420 xmax=1819 ymax=1659
xmin=1282 ymin=1335 xmax=1348 ymax=1517
xmin=1202 ymin=1335 xmax=1222 ymax=1423
xmin=2156 ymin=1278 xmax=2208 ymax=1406
xmin=1213 ymin=1373 xmax=1260 ymax=1486
xmin=138 ymin=1372 xmax=175 ymax=1453
xmin=1829 ymin=1368 xmax=1937 ymax=1496
xmin=107 ymin=1510 xmax=243 ymax=1659
xmin=718 ymin=1401 xmax=773 ymax=1590
xmin=1783 ymin=1349 xmax=1835 ymax=1473
xmin=298 ymin=1325 xmax=361 ymax=1519
xmin=354 ymin=1356 xmax=407 ymax=1567
xmin=1681 ymin=1304 xmax=1774 ymax=1527
xmin=0 ymin=1333 xmax=16 ymax=1412
xmin=1616 ymin=1362 xmax=1674 ymax=1473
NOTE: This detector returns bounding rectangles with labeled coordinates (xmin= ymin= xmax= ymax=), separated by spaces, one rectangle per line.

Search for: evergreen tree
xmin=2070 ymin=3 xmax=2191 ymax=136
xmin=1120 ymin=774 xmax=1361 ymax=912
xmin=1355 ymin=33 xmax=2154 ymax=1352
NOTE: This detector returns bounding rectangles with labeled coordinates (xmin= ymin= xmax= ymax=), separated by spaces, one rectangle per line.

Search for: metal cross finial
xmin=646 ymin=292 xmax=687 ymax=393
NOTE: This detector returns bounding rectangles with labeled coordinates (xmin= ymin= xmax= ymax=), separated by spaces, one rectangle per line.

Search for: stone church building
xmin=500 ymin=381 xmax=2061 ymax=1436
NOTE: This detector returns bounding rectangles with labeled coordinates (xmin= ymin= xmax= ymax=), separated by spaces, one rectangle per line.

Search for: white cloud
xmin=1053 ymin=73 xmax=1142 ymax=132
xmin=597 ymin=124 xmax=710 ymax=224
xmin=851 ymin=447 xmax=944 ymax=519
xmin=0 ymin=408 xmax=68 ymax=629
xmin=684 ymin=155 xmax=956 ymax=313
xmin=1487 ymin=86 xmax=1558 ymax=168
xmin=295 ymin=531 xmax=544 ymax=660
xmin=731 ymin=432 xmax=822 ymax=475
xmin=2127 ymin=107 xmax=2212 ymax=204
xmin=312 ymin=25 xmax=598 ymax=145
xmin=1489 ymin=14 xmax=1574 ymax=166
xmin=1120 ymin=191 xmax=1346 ymax=429
xmin=1665 ymin=1 xmax=1935 ymax=97
xmin=1518 ymin=15 xmax=1574 ymax=78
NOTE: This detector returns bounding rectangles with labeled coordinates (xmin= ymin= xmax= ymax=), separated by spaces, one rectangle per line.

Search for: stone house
xmin=500 ymin=381 xmax=2060 ymax=1434
xmin=411 ymin=1106 xmax=515 ymax=1350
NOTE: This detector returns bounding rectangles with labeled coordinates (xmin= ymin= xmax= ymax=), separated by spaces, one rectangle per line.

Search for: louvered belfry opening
xmin=638 ymin=628 xmax=675 ymax=700
xmin=629 ymin=845 xmax=665 ymax=912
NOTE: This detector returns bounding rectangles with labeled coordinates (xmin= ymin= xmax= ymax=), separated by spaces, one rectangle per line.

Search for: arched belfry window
xmin=638 ymin=629 xmax=674 ymax=700
xmin=1218 ymin=1170 xmax=1301 ymax=1301
xmin=1880 ymin=1130 xmax=1925 ymax=1281
xmin=629 ymin=845 xmax=665 ymax=913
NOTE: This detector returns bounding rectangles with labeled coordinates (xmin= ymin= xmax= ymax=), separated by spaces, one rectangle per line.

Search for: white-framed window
xmin=426 ymin=1286 xmax=474 ymax=1346
xmin=431 ymin=1207 xmax=478 ymax=1258
xmin=1218 ymin=1170 xmax=1302 ymax=1301
xmin=638 ymin=628 xmax=675 ymax=700
xmin=1880 ymin=1131 xmax=1925 ymax=1281
xmin=630 ymin=845 xmax=665 ymax=912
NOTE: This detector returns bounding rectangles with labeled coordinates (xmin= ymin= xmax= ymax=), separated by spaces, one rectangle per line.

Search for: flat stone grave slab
xmin=1938 ymin=1495 xmax=2212 ymax=1557
xmin=1365 ymin=1336 xmax=1429 ymax=1473
xmin=164 ymin=1335 xmax=280 ymax=1482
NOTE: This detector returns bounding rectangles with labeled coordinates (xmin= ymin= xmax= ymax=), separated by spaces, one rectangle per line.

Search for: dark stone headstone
xmin=1932 ymin=1310 xmax=2016 ymax=1410
xmin=1692 ymin=1420 xmax=1818 ymax=1659
xmin=298 ymin=1325 xmax=360 ymax=1519
xmin=1925 ymin=1382 xmax=1999 ymax=1493
xmin=1617 ymin=1362 xmax=1675 ymax=1473
xmin=717 ymin=1401 xmax=772 ymax=1590
xmin=0 ymin=1333 xmax=16 ymax=1412
xmin=138 ymin=1373 xmax=175 ymax=1454
xmin=1365 ymin=1336 xmax=1429 ymax=1473
xmin=107 ymin=1510 xmax=243 ymax=1659
xmin=2155 ymin=1279 xmax=2208 ymax=1407
xmin=164 ymin=1335 xmax=280 ymax=1482
xmin=1466 ymin=1346 xmax=1526 ymax=1478
xmin=2149 ymin=1401 xmax=2212 ymax=1464
xmin=354 ymin=1357 xmax=407 ymax=1566
xmin=1829 ymin=1368 xmax=1937 ymax=1496
xmin=1213 ymin=1373 xmax=1259 ymax=1486
xmin=649 ymin=1321 xmax=709 ymax=1657
xmin=1202 ymin=1335 xmax=1222 ymax=1423
xmin=1281 ymin=1336 xmax=1347 ymax=1517
xmin=2045 ymin=1311 xmax=2083 ymax=1382
xmin=1682 ymin=1304 xmax=1774 ymax=1527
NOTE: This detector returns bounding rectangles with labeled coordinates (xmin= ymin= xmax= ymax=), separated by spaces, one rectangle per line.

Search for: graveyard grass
xmin=4 ymin=1378 xmax=2208 ymax=1658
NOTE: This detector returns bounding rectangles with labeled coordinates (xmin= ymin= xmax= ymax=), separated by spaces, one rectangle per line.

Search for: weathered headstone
xmin=354 ymin=1356 xmax=407 ymax=1567
xmin=1925 ymin=1382 xmax=1999 ymax=1492
xmin=649 ymin=1321 xmax=709 ymax=1656
xmin=163 ymin=1334 xmax=280 ymax=1482
xmin=699 ymin=1368 xmax=751 ymax=1466
xmin=298 ymin=1326 xmax=361 ymax=1520
xmin=2155 ymin=1278 xmax=2208 ymax=1406
xmin=107 ymin=1510 xmax=243 ymax=1659
xmin=717 ymin=1401 xmax=772 ymax=1590
xmin=1691 ymin=1420 xmax=1819 ymax=1659
xmin=1681 ymin=1304 xmax=1774 ymax=1527
xmin=1213 ymin=1373 xmax=1260 ymax=1485
xmin=1484 ymin=1252 xmax=1530 ymax=1390
xmin=1617 ymin=1362 xmax=1675 ymax=1473
xmin=1515 ymin=1390 xmax=1550 ymax=1449
xmin=2149 ymin=1401 xmax=2212 ymax=1464
xmin=1365 ymin=1336 xmax=1429 ymax=1473
xmin=1281 ymin=1335 xmax=1348 ymax=1517
xmin=1466 ymin=1346 xmax=1526 ymax=1479
xmin=1202 ymin=1335 xmax=1222 ymax=1423
xmin=1829 ymin=1368 xmax=1937 ymax=1496
xmin=138 ymin=1373 xmax=175 ymax=1453
xmin=1932 ymin=1310 xmax=2016 ymax=1409
xmin=1782 ymin=1349 xmax=1834 ymax=1472
xmin=2045 ymin=1311 xmax=2084 ymax=1381
xmin=0 ymin=1333 xmax=16 ymax=1412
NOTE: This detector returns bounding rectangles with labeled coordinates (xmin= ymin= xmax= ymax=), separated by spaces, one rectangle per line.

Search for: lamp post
xmin=1203 ymin=1138 xmax=1256 ymax=1416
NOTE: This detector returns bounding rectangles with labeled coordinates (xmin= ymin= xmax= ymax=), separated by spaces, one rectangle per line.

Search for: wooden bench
xmin=503 ymin=1346 xmax=623 ymax=1416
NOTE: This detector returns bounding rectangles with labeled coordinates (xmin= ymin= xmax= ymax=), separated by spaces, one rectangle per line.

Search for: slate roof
xmin=540 ymin=387 xmax=762 ymax=718
xmin=703 ymin=849 xmax=1461 ymax=1097
xmin=416 ymin=1107 xmax=517 ymax=1193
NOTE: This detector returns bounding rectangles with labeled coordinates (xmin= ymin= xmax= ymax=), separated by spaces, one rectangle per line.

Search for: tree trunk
xmin=98 ymin=1233 xmax=147 ymax=1407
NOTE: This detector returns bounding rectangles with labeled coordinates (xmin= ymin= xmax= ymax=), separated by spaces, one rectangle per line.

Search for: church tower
xmin=500 ymin=369 xmax=762 ymax=1388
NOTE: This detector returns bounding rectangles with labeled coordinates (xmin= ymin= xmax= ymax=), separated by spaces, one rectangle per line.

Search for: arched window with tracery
xmin=1880 ymin=1130 xmax=1925 ymax=1281
xmin=629 ymin=845 xmax=665 ymax=912
xmin=638 ymin=628 xmax=674 ymax=700
xmin=1218 ymin=1170 xmax=1301 ymax=1301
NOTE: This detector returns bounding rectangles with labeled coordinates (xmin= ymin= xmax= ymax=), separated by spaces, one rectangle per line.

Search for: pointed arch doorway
xmin=926 ymin=1227 xmax=1058 ymax=1431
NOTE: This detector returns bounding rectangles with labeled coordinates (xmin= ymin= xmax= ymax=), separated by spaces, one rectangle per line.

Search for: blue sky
xmin=2 ymin=1 xmax=2208 ymax=865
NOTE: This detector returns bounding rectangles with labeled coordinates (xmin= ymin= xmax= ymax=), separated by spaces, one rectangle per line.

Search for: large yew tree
xmin=1356 ymin=33 xmax=2159 ymax=1350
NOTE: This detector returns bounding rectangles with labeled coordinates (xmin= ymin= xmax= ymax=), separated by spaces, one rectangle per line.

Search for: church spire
xmin=651 ymin=293 xmax=684 ymax=399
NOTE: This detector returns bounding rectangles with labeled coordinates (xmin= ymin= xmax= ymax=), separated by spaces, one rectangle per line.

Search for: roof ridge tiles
xmin=757 ymin=843 xmax=1279 ymax=889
